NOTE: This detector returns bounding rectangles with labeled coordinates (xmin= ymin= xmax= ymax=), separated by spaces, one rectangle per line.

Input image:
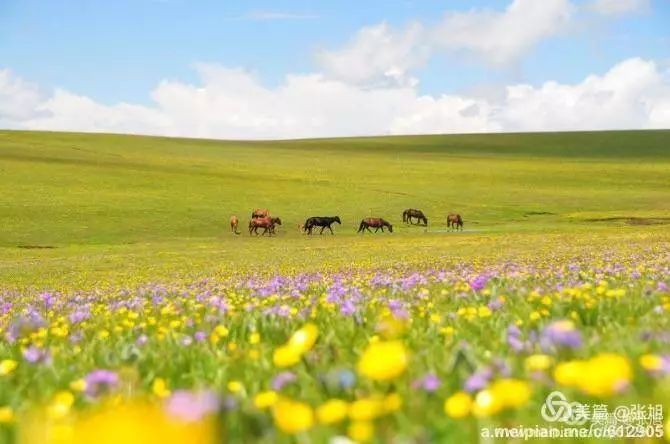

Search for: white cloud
xmin=0 ymin=69 xmax=44 ymax=121
xmin=588 ymin=0 xmax=649 ymax=15
xmin=315 ymin=22 xmax=429 ymax=88
xmin=1 ymin=58 xmax=669 ymax=139
xmin=316 ymin=0 xmax=573 ymax=86
xmin=432 ymin=0 xmax=574 ymax=65
xmin=497 ymin=58 xmax=670 ymax=131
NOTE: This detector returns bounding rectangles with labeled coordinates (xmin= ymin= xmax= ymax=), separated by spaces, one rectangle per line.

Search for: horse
xmin=251 ymin=208 xmax=269 ymax=219
xmin=358 ymin=218 xmax=393 ymax=234
xmin=402 ymin=209 xmax=428 ymax=226
xmin=268 ymin=217 xmax=282 ymax=235
xmin=249 ymin=216 xmax=281 ymax=236
xmin=230 ymin=215 xmax=240 ymax=234
xmin=304 ymin=216 xmax=341 ymax=235
xmin=447 ymin=213 xmax=463 ymax=231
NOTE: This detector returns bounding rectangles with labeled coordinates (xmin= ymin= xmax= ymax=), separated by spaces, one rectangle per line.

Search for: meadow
xmin=0 ymin=129 xmax=669 ymax=443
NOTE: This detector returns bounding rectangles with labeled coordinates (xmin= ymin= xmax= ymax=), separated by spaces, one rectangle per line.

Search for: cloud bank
xmin=1 ymin=58 xmax=668 ymax=140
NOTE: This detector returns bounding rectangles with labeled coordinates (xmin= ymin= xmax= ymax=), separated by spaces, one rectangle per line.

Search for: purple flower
xmin=413 ymin=373 xmax=441 ymax=392
xmin=272 ymin=371 xmax=297 ymax=390
xmin=340 ymin=299 xmax=356 ymax=316
xmin=194 ymin=331 xmax=207 ymax=342
xmin=23 ymin=346 xmax=50 ymax=364
xmin=541 ymin=320 xmax=583 ymax=349
xmin=85 ymin=369 xmax=119 ymax=397
xmin=469 ymin=275 xmax=489 ymax=291
xmin=165 ymin=390 xmax=219 ymax=421
xmin=464 ymin=368 xmax=492 ymax=392
xmin=136 ymin=334 xmax=148 ymax=346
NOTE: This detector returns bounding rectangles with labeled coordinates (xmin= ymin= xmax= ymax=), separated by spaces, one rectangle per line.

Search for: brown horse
xmin=252 ymin=208 xmax=270 ymax=219
xmin=230 ymin=215 xmax=240 ymax=234
xmin=402 ymin=209 xmax=428 ymax=226
xmin=447 ymin=213 xmax=463 ymax=231
xmin=249 ymin=216 xmax=282 ymax=236
xmin=358 ymin=218 xmax=393 ymax=234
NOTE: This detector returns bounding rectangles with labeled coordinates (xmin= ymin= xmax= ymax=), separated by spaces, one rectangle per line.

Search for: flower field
xmin=1 ymin=243 xmax=669 ymax=443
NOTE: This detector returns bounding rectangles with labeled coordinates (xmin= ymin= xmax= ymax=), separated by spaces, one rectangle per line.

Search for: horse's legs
xmin=328 ymin=225 xmax=334 ymax=235
xmin=319 ymin=226 xmax=325 ymax=235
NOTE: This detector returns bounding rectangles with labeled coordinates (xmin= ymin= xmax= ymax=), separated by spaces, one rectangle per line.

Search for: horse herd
xmin=229 ymin=208 xmax=463 ymax=236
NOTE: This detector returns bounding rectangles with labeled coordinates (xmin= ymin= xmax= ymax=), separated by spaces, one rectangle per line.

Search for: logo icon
xmin=541 ymin=391 xmax=589 ymax=425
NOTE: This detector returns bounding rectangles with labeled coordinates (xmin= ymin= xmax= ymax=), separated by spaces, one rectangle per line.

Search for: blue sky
xmin=1 ymin=0 xmax=669 ymax=138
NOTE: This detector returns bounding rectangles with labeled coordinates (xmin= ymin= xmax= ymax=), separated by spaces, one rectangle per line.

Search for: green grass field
xmin=1 ymin=129 xmax=669 ymax=289
xmin=2 ymin=129 xmax=670 ymax=443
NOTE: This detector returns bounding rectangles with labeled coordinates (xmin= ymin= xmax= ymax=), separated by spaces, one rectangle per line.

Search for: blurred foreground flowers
xmin=0 ymin=247 xmax=669 ymax=442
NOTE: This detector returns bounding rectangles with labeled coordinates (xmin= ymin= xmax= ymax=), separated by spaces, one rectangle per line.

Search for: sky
xmin=1 ymin=0 xmax=669 ymax=139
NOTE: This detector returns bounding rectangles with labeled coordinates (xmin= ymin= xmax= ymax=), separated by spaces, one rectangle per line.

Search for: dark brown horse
xmin=447 ymin=213 xmax=463 ymax=231
xmin=251 ymin=208 xmax=270 ymax=219
xmin=304 ymin=216 xmax=341 ymax=235
xmin=230 ymin=215 xmax=240 ymax=234
xmin=402 ymin=209 xmax=428 ymax=226
xmin=249 ymin=216 xmax=282 ymax=236
xmin=358 ymin=218 xmax=393 ymax=234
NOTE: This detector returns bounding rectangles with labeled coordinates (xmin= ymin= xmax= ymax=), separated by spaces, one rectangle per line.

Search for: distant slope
xmin=1 ymin=130 xmax=669 ymax=247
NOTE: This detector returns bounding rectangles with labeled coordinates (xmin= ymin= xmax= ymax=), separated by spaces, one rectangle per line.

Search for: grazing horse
xmin=251 ymin=208 xmax=269 ymax=219
xmin=447 ymin=213 xmax=463 ymax=231
xmin=249 ymin=216 xmax=282 ymax=236
xmin=402 ymin=209 xmax=428 ymax=226
xmin=304 ymin=216 xmax=341 ymax=235
xmin=230 ymin=215 xmax=240 ymax=234
xmin=358 ymin=218 xmax=393 ymax=234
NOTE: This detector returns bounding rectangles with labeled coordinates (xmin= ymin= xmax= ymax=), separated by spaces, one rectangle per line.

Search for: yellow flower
xmin=227 ymin=380 xmax=243 ymax=394
xmin=0 ymin=359 xmax=18 ymax=376
xmin=525 ymin=354 xmax=553 ymax=372
xmin=478 ymin=306 xmax=492 ymax=318
xmin=491 ymin=379 xmax=532 ymax=408
xmin=472 ymin=379 xmax=531 ymax=417
xmin=554 ymin=360 xmax=584 ymax=387
xmin=70 ymin=378 xmax=87 ymax=393
xmin=272 ymin=398 xmax=314 ymax=434
xmin=444 ymin=392 xmax=472 ymax=418
xmin=287 ymin=323 xmax=318 ymax=354
xmin=357 ymin=340 xmax=408 ymax=381
xmin=47 ymin=390 xmax=75 ymax=419
xmin=249 ymin=332 xmax=261 ymax=345
xmin=384 ymin=393 xmax=402 ymax=413
xmin=152 ymin=378 xmax=171 ymax=398
xmin=640 ymin=354 xmax=663 ymax=372
xmin=348 ymin=421 xmax=374 ymax=443
xmin=578 ymin=353 xmax=631 ymax=397
xmin=0 ymin=406 xmax=14 ymax=423
xmin=253 ymin=391 xmax=278 ymax=409
xmin=273 ymin=345 xmax=302 ymax=368
xmin=316 ymin=399 xmax=348 ymax=425
xmin=349 ymin=398 xmax=384 ymax=421
xmin=472 ymin=389 xmax=501 ymax=417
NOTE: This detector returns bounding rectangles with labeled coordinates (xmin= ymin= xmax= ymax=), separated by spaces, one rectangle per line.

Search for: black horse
xmin=304 ymin=216 xmax=341 ymax=235
xmin=402 ymin=208 xmax=428 ymax=226
xmin=358 ymin=218 xmax=393 ymax=233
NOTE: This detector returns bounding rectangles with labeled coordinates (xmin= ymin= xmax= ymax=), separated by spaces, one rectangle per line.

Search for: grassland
xmin=1 ymin=129 xmax=670 ymax=443
xmin=1 ymin=129 xmax=669 ymax=289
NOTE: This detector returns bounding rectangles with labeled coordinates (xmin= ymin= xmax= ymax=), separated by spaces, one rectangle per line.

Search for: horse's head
xmin=274 ymin=217 xmax=282 ymax=225
xmin=334 ymin=216 xmax=341 ymax=224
